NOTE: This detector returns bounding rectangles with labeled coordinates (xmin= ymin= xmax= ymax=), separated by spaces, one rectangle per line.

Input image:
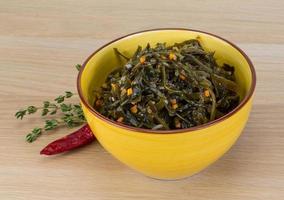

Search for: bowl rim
xmin=77 ymin=28 xmax=256 ymax=134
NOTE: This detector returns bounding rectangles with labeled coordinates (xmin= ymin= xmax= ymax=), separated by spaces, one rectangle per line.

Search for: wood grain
xmin=0 ymin=1 xmax=284 ymax=199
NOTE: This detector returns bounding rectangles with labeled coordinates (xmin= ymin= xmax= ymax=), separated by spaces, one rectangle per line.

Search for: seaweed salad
xmin=94 ymin=39 xmax=240 ymax=130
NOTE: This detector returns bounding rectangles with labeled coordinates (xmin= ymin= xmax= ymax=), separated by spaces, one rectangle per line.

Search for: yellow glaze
xmin=78 ymin=29 xmax=256 ymax=180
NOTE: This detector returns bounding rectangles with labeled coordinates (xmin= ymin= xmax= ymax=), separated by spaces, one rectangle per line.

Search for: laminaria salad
xmin=94 ymin=39 xmax=240 ymax=130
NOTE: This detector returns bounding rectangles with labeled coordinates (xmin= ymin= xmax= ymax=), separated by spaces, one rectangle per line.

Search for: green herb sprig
xmin=15 ymin=64 xmax=86 ymax=142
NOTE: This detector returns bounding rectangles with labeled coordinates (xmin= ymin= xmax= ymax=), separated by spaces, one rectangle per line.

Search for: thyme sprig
xmin=15 ymin=64 xmax=86 ymax=142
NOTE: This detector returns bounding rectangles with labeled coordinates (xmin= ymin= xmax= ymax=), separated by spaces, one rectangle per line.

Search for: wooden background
xmin=0 ymin=0 xmax=283 ymax=199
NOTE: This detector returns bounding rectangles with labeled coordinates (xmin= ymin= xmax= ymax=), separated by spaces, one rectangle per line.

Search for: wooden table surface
xmin=1 ymin=1 xmax=284 ymax=199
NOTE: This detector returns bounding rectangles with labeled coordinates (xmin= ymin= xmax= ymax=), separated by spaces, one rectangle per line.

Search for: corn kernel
xmin=127 ymin=88 xmax=133 ymax=96
xmin=169 ymin=52 xmax=177 ymax=61
xmin=172 ymin=103 xmax=178 ymax=109
xmin=204 ymin=90 xmax=210 ymax=97
xmin=130 ymin=105 xmax=138 ymax=114
xmin=116 ymin=117 xmax=124 ymax=123
xmin=111 ymin=83 xmax=117 ymax=91
xmin=139 ymin=55 xmax=146 ymax=64
xmin=179 ymin=74 xmax=186 ymax=80
xmin=170 ymin=99 xmax=177 ymax=105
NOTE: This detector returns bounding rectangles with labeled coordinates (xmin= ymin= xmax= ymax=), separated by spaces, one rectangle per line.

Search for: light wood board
xmin=0 ymin=1 xmax=284 ymax=199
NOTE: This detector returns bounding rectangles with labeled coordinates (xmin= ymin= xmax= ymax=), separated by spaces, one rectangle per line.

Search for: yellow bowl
xmin=77 ymin=28 xmax=256 ymax=180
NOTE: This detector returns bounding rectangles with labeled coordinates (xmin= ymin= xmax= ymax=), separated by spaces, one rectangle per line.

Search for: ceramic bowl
xmin=77 ymin=29 xmax=256 ymax=180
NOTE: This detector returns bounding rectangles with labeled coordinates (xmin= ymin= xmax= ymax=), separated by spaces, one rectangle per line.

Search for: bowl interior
xmin=79 ymin=29 xmax=253 ymax=120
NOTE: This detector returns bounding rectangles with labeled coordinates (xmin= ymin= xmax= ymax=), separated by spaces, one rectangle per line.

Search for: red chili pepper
xmin=40 ymin=124 xmax=95 ymax=155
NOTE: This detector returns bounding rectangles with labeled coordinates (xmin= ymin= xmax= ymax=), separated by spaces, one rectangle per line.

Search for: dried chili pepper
xmin=40 ymin=124 xmax=95 ymax=155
